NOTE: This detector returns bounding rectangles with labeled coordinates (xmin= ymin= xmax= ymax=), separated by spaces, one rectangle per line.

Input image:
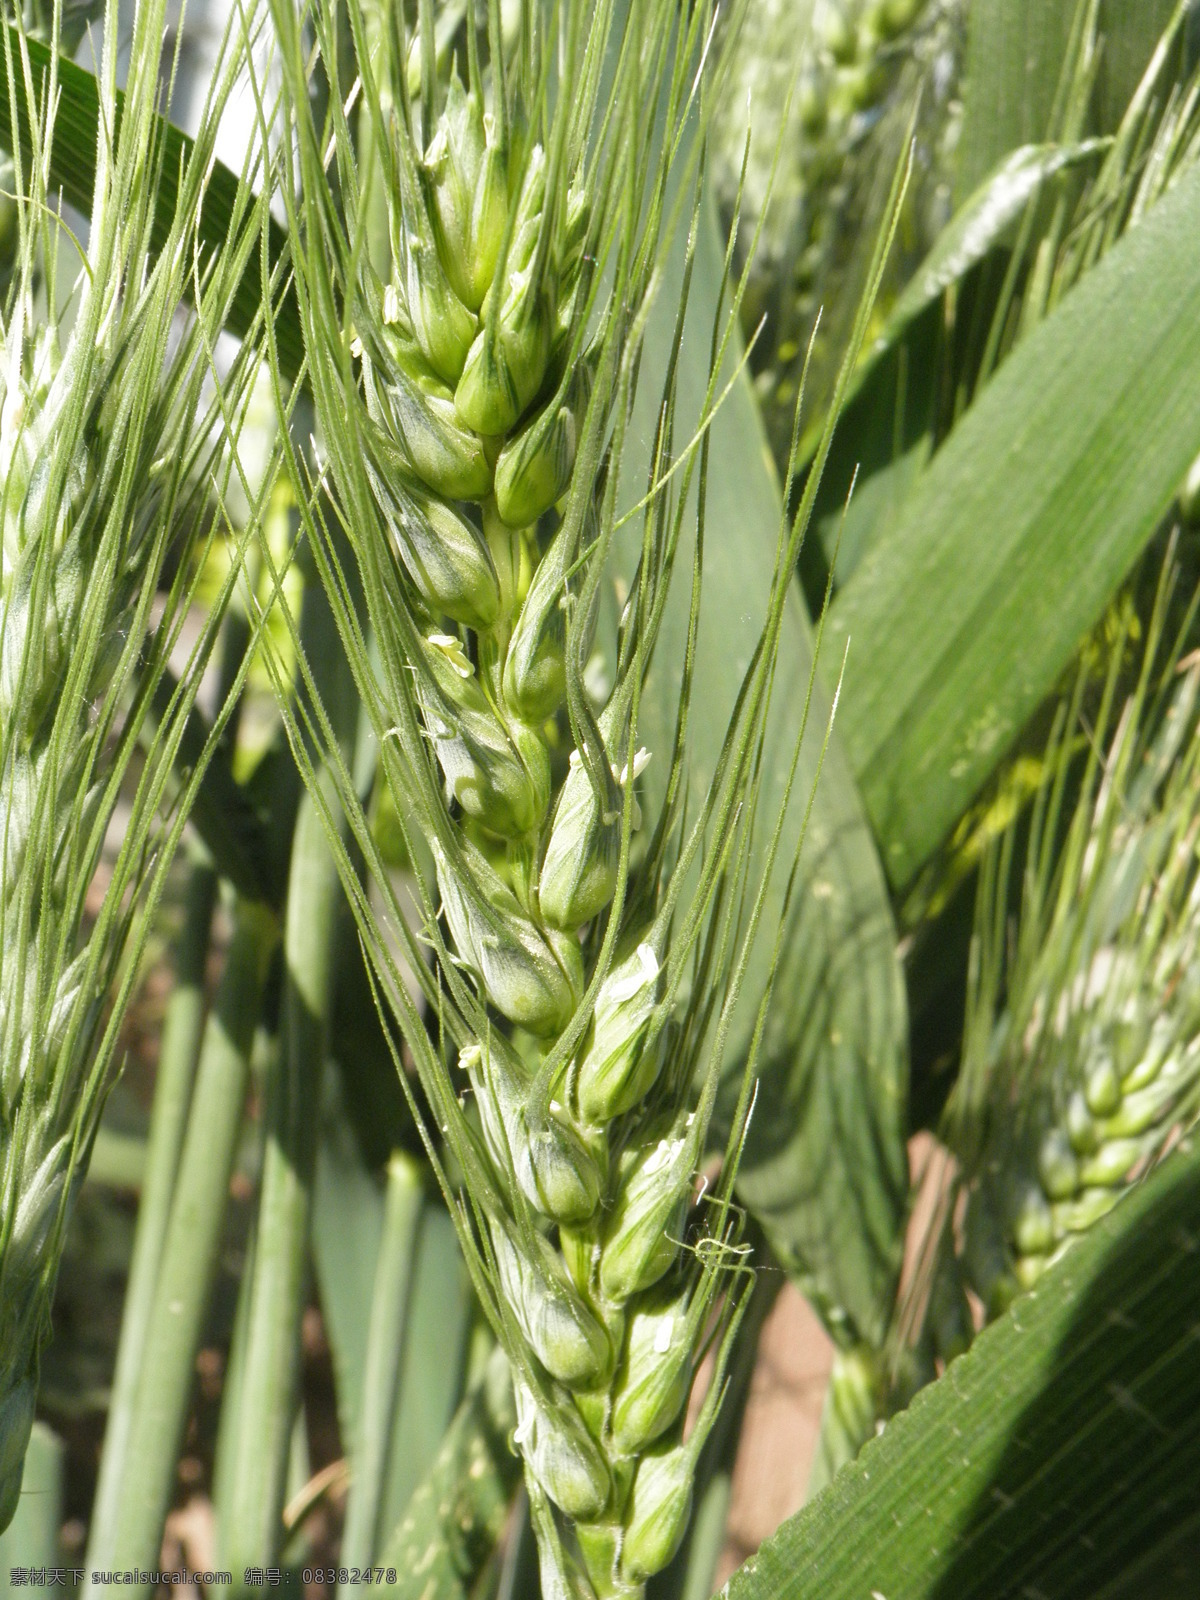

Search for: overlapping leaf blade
xmin=1094 ymin=0 xmax=1180 ymax=134
xmin=801 ymin=139 xmax=1109 ymax=593
xmin=954 ymin=0 xmax=1080 ymax=202
xmin=825 ymin=157 xmax=1200 ymax=892
xmin=0 ymin=26 xmax=302 ymax=380
xmin=621 ymin=192 xmax=909 ymax=1348
xmin=719 ymin=1131 xmax=1200 ymax=1600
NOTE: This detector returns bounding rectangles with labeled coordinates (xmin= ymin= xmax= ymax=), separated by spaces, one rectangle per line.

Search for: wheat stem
xmin=339 ymin=1152 xmax=424 ymax=1578
xmin=214 ymin=569 xmax=358 ymax=1578
xmin=86 ymin=851 xmax=219 ymax=1551
xmin=83 ymin=900 xmax=276 ymax=1591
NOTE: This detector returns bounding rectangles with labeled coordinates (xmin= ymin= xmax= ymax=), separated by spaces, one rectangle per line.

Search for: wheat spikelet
xmin=258 ymin=0 xmax=850 ymax=1584
xmin=0 ymin=0 xmax=272 ymax=1525
xmin=925 ymin=581 xmax=1200 ymax=1363
xmin=259 ymin=0 xmax=913 ymax=1577
xmin=713 ymin=0 xmax=962 ymax=454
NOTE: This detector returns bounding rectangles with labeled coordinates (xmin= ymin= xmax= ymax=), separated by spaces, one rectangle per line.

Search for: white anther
xmin=427 ymin=633 xmax=474 ymax=678
xmin=608 ymin=943 xmax=660 ymax=1004
xmin=425 ymin=125 xmax=448 ymax=163
xmin=618 ymin=748 xmax=652 ymax=785
xmin=644 ymin=1137 xmax=683 ymax=1176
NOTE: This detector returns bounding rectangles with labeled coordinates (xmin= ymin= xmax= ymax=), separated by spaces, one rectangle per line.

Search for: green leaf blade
xmin=880 ymin=140 xmax=1109 ymax=361
xmin=0 ymin=28 xmax=303 ymax=382
xmin=624 ymin=188 xmax=909 ymax=1348
xmin=719 ymin=1131 xmax=1200 ymax=1600
xmin=954 ymin=0 xmax=1079 ymax=203
xmin=827 ymin=157 xmax=1200 ymax=891
xmin=1094 ymin=0 xmax=1182 ymax=137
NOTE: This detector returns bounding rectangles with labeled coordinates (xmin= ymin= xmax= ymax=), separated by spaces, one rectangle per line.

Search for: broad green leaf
xmin=719 ymin=1130 xmax=1200 ymax=1600
xmin=0 ymin=28 xmax=304 ymax=382
xmin=1095 ymin=0 xmax=1182 ymax=134
xmin=874 ymin=141 xmax=1109 ymax=373
xmin=825 ymin=157 xmax=1200 ymax=893
xmin=954 ymin=0 xmax=1185 ymax=207
xmin=954 ymin=0 xmax=1079 ymax=202
xmin=379 ymin=1205 xmax=473 ymax=1536
xmin=312 ymin=1081 xmax=387 ymax=1461
xmin=340 ymin=1155 xmax=422 ymax=1576
xmin=803 ymin=139 xmax=1106 ymax=593
xmin=622 ymin=190 xmax=909 ymax=1348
